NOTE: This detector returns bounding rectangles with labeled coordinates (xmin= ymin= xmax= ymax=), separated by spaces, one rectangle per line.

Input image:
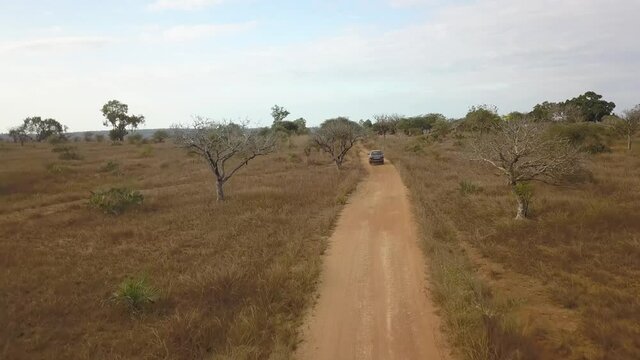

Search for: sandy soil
xmin=296 ymin=152 xmax=448 ymax=360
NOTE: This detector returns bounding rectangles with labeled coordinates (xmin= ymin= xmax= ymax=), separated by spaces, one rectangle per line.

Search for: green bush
xmin=459 ymin=180 xmax=482 ymax=195
xmin=89 ymin=187 xmax=143 ymax=215
xmin=127 ymin=133 xmax=144 ymax=144
xmin=113 ymin=275 xmax=158 ymax=312
xmin=99 ymin=160 xmax=120 ymax=173
xmin=152 ymin=130 xmax=169 ymax=143
xmin=95 ymin=134 xmax=105 ymax=142
xmin=53 ymin=145 xmax=83 ymax=160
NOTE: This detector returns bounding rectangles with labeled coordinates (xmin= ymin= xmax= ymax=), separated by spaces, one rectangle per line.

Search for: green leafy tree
xmin=565 ymin=91 xmax=615 ymax=122
xmin=22 ymin=117 xmax=67 ymax=142
xmin=275 ymin=121 xmax=298 ymax=133
xmin=465 ymin=105 xmax=501 ymax=133
xmin=152 ymin=130 xmax=169 ymax=143
xmin=8 ymin=125 xmax=30 ymax=146
xmin=293 ymin=117 xmax=307 ymax=134
xmin=397 ymin=113 xmax=447 ymax=135
xmin=530 ymin=101 xmax=584 ymax=122
xmin=271 ymin=105 xmax=290 ymax=126
xmin=530 ymin=101 xmax=555 ymax=121
xmin=101 ymin=100 xmax=145 ymax=142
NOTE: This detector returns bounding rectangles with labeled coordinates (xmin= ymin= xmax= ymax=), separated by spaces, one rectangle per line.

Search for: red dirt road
xmin=296 ymin=153 xmax=448 ymax=360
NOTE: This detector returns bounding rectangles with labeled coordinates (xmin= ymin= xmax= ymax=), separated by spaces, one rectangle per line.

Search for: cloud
xmin=388 ymin=0 xmax=438 ymax=7
xmin=147 ymin=0 xmax=224 ymax=11
xmin=0 ymin=36 xmax=116 ymax=52
xmin=158 ymin=21 xmax=258 ymax=41
xmin=2 ymin=0 xmax=639 ymax=132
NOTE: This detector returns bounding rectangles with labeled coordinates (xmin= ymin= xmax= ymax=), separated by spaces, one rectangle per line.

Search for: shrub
xmin=89 ymin=187 xmax=143 ymax=215
xmin=139 ymin=145 xmax=154 ymax=158
xmin=431 ymin=120 xmax=452 ymax=140
xmin=113 ymin=275 xmax=158 ymax=312
xmin=99 ymin=160 xmax=120 ymax=173
xmin=84 ymin=132 xmax=94 ymax=142
xmin=47 ymin=134 xmax=67 ymax=145
xmin=152 ymin=130 xmax=169 ymax=143
xmin=95 ymin=134 xmax=105 ymax=142
xmin=459 ymin=180 xmax=482 ymax=195
xmin=53 ymin=145 xmax=83 ymax=160
xmin=548 ymin=123 xmax=611 ymax=154
xmin=127 ymin=133 xmax=143 ymax=144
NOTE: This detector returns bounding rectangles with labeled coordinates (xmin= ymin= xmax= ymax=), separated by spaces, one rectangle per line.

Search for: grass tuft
xmin=459 ymin=180 xmax=483 ymax=195
xmin=113 ymin=275 xmax=158 ymax=312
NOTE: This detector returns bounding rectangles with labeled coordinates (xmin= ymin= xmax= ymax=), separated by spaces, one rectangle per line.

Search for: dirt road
xmin=296 ymin=153 xmax=448 ymax=360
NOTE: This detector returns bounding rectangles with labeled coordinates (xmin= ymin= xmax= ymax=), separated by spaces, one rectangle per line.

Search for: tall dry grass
xmin=376 ymin=134 xmax=640 ymax=360
xmin=0 ymin=137 xmax=364 ymax=359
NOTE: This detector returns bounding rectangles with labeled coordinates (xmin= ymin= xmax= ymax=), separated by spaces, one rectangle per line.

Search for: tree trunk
xmin=515 ymin=195 xmax=526 ymax=220
xmin=215 ymin=179 xmax=225 ymax=201
xmin=627 ymin=133 xmax=632 ymax=150
xmin=512 ymin=184 xmax=527 ymax=220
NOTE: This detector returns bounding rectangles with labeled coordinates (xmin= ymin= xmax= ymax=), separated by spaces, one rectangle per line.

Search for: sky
xmin=1 ymin=0 xmax=639 ymax=131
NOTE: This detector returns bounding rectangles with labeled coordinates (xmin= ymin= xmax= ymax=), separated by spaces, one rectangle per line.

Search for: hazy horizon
xmin=2 ymin=0 xmax=639 ymax=132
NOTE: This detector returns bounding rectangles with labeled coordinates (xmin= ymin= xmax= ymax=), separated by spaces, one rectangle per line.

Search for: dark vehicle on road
xmin=368 ymin=150 xmax=384 ymax=165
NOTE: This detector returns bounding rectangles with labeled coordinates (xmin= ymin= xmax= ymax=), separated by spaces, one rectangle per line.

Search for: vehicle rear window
xmin=371 ymin=151 xmax=383 ymax=155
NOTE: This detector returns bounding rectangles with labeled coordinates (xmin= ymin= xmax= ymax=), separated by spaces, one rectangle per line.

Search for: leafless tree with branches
xmin=470 ymin=119 xmax=583 ymax=219
xmin=312 ymin=117 xmax=364 ymax=169
xmin=608 ymin=105 xmax=640 ymax=150
xmin=173 ymin=117 xmax=276 ymax=201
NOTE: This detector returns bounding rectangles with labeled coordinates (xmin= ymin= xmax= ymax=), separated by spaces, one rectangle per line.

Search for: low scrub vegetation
xmin=99 ymin=160 xmax=120 ymax=173
xmin=458 ymin=180 xmax=482 ymax=195
xmin=380 ymin=131 xmax=640 ymax=359
xmin=89 ymin=187 xmax=144 ymax=215
xmin=548 ymin=122 xmax=612 ymax=154
xmin=0 ymin=138 xmax=364 ymax=358
xmin=52 ymin=144 xmax=83 ymax=160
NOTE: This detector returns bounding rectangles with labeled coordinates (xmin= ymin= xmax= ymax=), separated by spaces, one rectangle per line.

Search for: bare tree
xmin=312 ymin=117 xmax=364 ymax=169
xmin=173 ymin=118 xmax=276 ymax=201
xmin=471 ymin=120 xmax=582 ymax=219
xmin=372 ymin=114 xmax=400 ymax=143
xmin=608 ymin=105 xmax=640 ymax=150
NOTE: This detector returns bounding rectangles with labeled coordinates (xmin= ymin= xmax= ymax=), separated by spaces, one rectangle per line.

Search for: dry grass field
xmin=377 ymin=134 xmax=640 ymax=360
xmin=0 ymin=137 xmax=363 ymax=359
